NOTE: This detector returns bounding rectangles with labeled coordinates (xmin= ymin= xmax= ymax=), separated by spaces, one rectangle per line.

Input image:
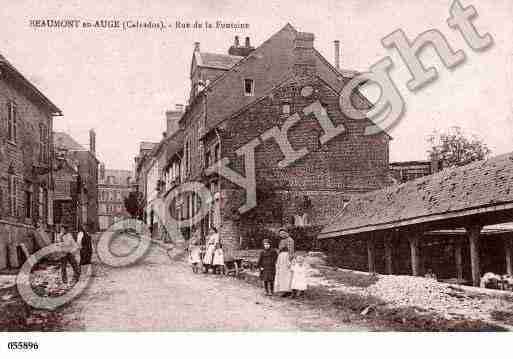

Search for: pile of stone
xmin=366 ymin=275 xmax=488 ymax=320
xmin=307 ymin=265 xmax=513 ymax=323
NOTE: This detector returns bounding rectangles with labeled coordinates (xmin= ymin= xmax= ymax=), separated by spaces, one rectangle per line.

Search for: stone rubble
xmin=239 ymin=250 xmax=513 ymax=325
xmin=307 ymin=266 xmax=513 ymax=323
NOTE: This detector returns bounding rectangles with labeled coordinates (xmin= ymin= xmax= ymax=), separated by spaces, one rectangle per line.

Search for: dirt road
xmin=57 ymin=234 xmax=365 ymax=331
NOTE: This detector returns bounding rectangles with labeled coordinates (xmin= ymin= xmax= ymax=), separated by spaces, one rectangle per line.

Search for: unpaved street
xmin=57 ymin=234 xmax=364 ymax=331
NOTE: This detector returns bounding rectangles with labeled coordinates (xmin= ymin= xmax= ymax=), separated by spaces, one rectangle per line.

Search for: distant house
xmin=145 ymin=24 xmax=393 ymax=256
xmin=0 ymin=52 xmax=62 ymax=269
xmin=389 ymin=160 xmax=437 ymax=183
xmin=98 ymin=166 xmax=134 ymax=230
xmin=134 ymin=141 xmax=158 ymax=207
xmin=52 ymin=155 xmax=81 ymax=231
xmin=53 ymin=130 xmax=99 ymax=231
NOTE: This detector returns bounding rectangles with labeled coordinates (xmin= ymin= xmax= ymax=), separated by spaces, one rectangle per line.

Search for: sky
xmin=1 ymin=0 xmax=512 ymax=170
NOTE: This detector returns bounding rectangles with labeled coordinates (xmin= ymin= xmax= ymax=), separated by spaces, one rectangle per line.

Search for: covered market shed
xmin=319 ymin=151 xmax=513 ymax=286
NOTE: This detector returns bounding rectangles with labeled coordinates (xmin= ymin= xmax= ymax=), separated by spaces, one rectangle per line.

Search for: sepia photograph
xmin=0 ymin=0 xmax=513 ymax=356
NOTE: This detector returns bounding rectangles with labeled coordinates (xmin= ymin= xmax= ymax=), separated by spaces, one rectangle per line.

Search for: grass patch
xmin=316 ymin=267 xmax=379 ymax=288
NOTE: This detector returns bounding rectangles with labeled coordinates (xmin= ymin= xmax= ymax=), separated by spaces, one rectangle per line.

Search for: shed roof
xmin=319 ymin=152 xmax=513 ymax=238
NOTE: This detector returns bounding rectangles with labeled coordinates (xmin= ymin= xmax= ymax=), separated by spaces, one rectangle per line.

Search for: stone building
xmin=148 ymin=24 xmax=392 ymax=256
xmin=390 ymin=157 xmax=441 ymax=184
xmin=134 ymin=141 xmax=158 ymax=213
xmin=0 ymin=53 xmax=62 ymax=269
xmin=52 ymin=155 xmax=81 ymax=231
xmin=53 ymin=130 xmax=99 ymax=232
xmin=98 ymin=166 xmax=134 ymax=230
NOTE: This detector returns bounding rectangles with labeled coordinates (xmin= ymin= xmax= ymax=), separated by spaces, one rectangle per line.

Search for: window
xmin=282 ymin=104 xmax=291 ymax=115
xmin=38 ymin=187 xmax=44 ymax=220
xmin=25 ymin=187 xmax=32 ymax=218
xmin=43 ymin=188 xmax=48 ymax=223
xmin=205 ymin=150 xmax=211 ymax=168
xmin=8 ymin=174 xmax=18 ymax=217
xmin=184 ymin=138 xmax=191 ymax=177
xmin=0 ymin=188 xmax=3 ymax=218
xmin=7 ymin=102 xmax=17 ymax=143
xmin=39 ymin=124 xmax=50 ymax=163
xmin=243 ymin=79 xmax=254 ymax=96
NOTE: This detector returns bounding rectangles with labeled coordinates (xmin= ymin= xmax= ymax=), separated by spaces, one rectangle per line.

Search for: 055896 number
xmin=7 ymin=341 xmax=39 ymax=350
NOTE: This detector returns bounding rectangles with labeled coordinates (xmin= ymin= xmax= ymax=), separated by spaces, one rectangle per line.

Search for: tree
xmin=124 ymin=191 xmax=144 ymax=219
xmin=427 ymin=126 xmax=491 ymax=168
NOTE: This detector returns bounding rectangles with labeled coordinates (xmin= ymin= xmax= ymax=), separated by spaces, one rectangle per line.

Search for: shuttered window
xmin=8 ymin=174 xmax=18 ymax=217
xmin=7 ymin=102 xmax=17 ymax=143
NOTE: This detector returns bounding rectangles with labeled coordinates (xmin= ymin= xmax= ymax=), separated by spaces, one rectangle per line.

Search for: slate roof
xmin=53 ymin=132 xmax=86 ymax=151
xmin=319 ymin=152 xmax=513 ymax=238
xmin=0 ymin=52 xmax=62 ymax=115
xmin=196 ymin=52 xmax=243 ymax=70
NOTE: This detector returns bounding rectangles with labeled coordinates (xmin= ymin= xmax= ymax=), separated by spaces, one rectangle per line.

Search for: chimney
xmin=89 ymin=129 xmax=96 ymax=155
xmin=293 ymin=32 xmax=316 ymax=76
xmin=228 ymin=36 xmax=255 ymax=56
xmin=194 ymin=42 xmax=200 ymax=52
xmin=334 ymin=40 xmax=340 ymax=70
xmin=165 ymin=104 xmax=184 ymax=137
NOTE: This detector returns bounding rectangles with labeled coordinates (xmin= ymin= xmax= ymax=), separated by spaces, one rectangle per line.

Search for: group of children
xmin=258 ymin=238 xmax=307 ymax=298
xmin=188 ymin=228 xmax=225 ymax=274
xmin=188 ymin=228 xmax=308 ymax=298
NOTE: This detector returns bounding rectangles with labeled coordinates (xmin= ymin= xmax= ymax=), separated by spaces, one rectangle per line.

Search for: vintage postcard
xmin=0 ymin=0 xmax=513 ymax=356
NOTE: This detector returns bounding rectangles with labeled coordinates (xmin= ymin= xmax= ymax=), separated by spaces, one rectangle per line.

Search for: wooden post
xmin=454 ymin=240 xmax=464 ymax=281
xmin=466 ymin=225 xmax=482 ymax=287
xmin=409 ymin=232 xmax=421 ymax=276
xmin=384 ymin=232 xmax=393 ymax=275
xmin=505 ymin=237 xmax=513 ymax=276
xmin=367 ymin=234 xmax=376 ymax=274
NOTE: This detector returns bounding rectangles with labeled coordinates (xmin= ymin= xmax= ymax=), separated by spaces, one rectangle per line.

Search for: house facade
xmin=98 ymin=166 xmax=134 ymax=230
xmin=52 ymin=155 xmax=81 ymax=231
xmin=146 ymin=24 xmax=392 ymax=257
xmin=134 ymin=141 xmax=158 ymax=215
xmin=0 ymin=53 xmax=61 ymax=269
xmin=53 ymin=130 xmax=99 ymax=232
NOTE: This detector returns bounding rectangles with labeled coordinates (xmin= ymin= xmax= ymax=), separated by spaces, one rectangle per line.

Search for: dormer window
xmin=243 ymin=79 xmax=254 ymax=96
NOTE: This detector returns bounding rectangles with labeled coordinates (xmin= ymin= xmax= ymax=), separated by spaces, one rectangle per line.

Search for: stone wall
xmin=0 ymin=67 xmax=54 ymax=269
xmin=0 ymin=220 xmax=37 ymax=269
xmin=215 ymin=75 xmax=391 ymax=253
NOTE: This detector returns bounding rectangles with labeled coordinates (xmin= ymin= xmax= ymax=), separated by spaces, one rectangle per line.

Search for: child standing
xmin=290 ymin=255 xmax=308 ymax=298
xmin=212 ymin=243 xmax=225 ymax=274
xmin=189 ymin=239 xmax=203 ymax=273
xmin=257 ymin=239 xmax=278 ymax=296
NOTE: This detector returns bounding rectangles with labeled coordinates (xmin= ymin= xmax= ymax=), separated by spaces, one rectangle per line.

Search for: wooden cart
xmin=223 ymin=258 xmax=244 ymax=277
